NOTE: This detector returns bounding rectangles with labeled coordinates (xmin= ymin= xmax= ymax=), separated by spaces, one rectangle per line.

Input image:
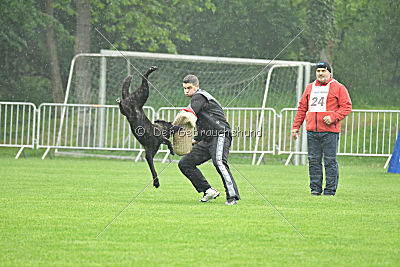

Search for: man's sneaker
xmin=199 ymin=187 xmax=220 ymax=202
xmin=225 ymin=199 xmax=237 ymax=205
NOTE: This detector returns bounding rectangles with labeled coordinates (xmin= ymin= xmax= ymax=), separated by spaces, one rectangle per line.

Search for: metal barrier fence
xmin=0 ymin=102 xmax=36 ymax=158
xmin=157 ymin=107 xmax=277 ymax=164
xmin=279 ymin=108 xmax=400 ymax=165
xmin=1 ymin=101 xmax=399 ymax=166
xmin=37 ymin=103 xmax=155 ymax=159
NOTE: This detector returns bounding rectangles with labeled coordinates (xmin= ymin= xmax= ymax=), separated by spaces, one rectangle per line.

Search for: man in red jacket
xmin=292 ymin=62 xmax=352 ymax=196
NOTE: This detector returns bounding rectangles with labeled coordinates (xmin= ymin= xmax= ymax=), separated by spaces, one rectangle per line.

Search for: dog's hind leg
xmin=122 ymin=75 xmax=133 ymax=99
xmin=143 ymin=66 xmax=158 ymax=80
xmin=144 ymin=147 xmax=160 ymax=188
xmin=133 ymin=66 xmax=158 ymax=108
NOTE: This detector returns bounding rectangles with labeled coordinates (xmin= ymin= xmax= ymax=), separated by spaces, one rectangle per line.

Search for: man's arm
xmin=330 ymin=84 xmax=352 ymax=123
xmin=190 ymin=94 xmax=207 ymax=115
xmin=292 ymin=86 xmax=310 ymax=139
xmin=190 ymin=94 xmax=207 ymax=142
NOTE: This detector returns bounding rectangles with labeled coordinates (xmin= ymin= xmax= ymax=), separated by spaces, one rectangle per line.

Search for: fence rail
xmin=1 ymin=102 xmax=399 ymax=166
xmin=36 ymin=103 xmax=155 ymax=159
xmin=0 ymin=102 xmax=36 ymax=158
xmin=157 ymin=107 xmax=277 ymax=163
xmin=278 ymin=108 xmax=400 ymax=165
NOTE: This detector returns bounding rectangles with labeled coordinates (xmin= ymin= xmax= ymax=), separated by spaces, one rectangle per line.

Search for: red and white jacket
xmin=292 ymin=78 xmax=352 ymax=133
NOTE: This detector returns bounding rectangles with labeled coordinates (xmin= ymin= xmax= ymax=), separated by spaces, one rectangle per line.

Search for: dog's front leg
xmin=162 ymin=137 xmax=175 ymax=155
xmin=145 ymin=148 xmax=160 ymax=188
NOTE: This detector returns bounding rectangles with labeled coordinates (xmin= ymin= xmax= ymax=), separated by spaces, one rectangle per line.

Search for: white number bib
xmin=309 ymin=80 xmax=333 ymax=112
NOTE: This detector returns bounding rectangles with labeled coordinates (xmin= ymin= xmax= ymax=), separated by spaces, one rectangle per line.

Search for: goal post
xmin=57 ymin=50 xmax=312 ymax=163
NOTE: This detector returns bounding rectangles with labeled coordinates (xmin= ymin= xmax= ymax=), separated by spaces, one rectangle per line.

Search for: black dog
xmin=116 ymin=66 xmax=179 ymax=188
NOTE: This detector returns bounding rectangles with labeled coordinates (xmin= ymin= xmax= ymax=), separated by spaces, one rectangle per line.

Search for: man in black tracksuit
xmin=178 ymin=75 xmax=240 ymax=205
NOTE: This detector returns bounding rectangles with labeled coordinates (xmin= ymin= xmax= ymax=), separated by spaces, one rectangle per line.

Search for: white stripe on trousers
xmin=216 ymin=135 xmax=235 ymax=197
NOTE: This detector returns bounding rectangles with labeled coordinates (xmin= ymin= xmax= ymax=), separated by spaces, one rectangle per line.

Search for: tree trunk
xmin=319 ymin=48 xmax=329 ymax=63
xmin=75 ymin=0 xmax=93 ymax=146
xmin=45 ymin=0 xmax=64 ymax=103
xmin=75 ymin=0 xmax=91 ymax=104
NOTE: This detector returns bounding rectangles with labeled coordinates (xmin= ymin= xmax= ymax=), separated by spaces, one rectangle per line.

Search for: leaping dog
xmin=116 ymin=66 xmax=180 ymax=188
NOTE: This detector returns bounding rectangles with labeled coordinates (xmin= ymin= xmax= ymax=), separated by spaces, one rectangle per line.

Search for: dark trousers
xmin=307 ymin=131 xmax=339 ymax=195
xmin=178 ymin=134 xmax=240 ymax=200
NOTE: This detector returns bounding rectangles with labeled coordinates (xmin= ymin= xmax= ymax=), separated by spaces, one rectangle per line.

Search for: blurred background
xmin=0 ymin=0 xmax=399 ymax=108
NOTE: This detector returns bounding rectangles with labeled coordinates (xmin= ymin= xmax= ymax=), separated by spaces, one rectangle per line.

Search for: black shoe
xmin=311 ymin=191 xmax=322 ymax=196
xmin=323 ymin=190 xmax=335 ymax=196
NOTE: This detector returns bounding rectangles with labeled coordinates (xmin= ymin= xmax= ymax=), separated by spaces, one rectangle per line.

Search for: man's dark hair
xmin=183 ymin=75 xmax=199 ymax=85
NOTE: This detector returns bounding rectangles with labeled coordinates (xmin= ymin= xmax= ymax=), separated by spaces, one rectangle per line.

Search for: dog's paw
xmin=116 ymin=98 xmax=121 ymax=103
xmin=169 ymin=148 xmax=175 ymax=156
xmin=153 ymin=179 xmax=160 ymax=188
xmin=149 ymin=66 xmax=158 ymax=72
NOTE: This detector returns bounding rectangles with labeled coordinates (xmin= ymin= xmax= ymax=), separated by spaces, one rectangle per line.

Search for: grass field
xmin=0 ymin=153 xmax=399 ymax=266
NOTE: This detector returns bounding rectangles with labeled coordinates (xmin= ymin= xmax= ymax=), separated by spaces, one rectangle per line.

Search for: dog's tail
xmin=122 ymin=76 xmax=133 ymax=99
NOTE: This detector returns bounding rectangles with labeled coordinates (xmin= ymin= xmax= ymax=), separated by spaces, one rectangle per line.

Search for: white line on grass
xmin=94 ymin=28 xmax=176 ymax=108
xmin=229 ymin=161 xmax=305 ymax=239
xmin=95 ymin=161 xmax=174 ymax=239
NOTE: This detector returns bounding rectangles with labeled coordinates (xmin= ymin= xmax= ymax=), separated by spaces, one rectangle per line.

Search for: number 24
xmin=311 ymin=97 xmax=324 ymax=106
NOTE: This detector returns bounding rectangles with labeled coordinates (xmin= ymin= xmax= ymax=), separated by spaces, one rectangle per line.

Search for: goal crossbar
xmin=100 ymin=49 xmax=310 ymax=66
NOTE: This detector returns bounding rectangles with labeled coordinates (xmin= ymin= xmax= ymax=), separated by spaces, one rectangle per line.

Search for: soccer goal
xmin=51 ymin=50 xmax=312 ymax=163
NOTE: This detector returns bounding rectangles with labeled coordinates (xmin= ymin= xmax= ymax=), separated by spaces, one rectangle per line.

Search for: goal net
xmin=64 ymin=50 xmax=310 ymax=111
xmin=54 ymin=50 xmax=312 ymax=163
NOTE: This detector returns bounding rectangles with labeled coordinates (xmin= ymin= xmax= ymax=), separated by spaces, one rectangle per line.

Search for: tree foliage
xmin=0 ymin=0 xmax=398 ymax=107
xmin=90 ymin=0 xmax=216 ymax=53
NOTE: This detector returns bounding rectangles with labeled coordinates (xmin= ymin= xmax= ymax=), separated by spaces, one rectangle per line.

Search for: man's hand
xmin=323 ymin=116 xmax=333 ymax=125
xmin=292 ymin=129 xmax=299 ymax=140
xmin=192 ymin=139 xmax=198 ymax=146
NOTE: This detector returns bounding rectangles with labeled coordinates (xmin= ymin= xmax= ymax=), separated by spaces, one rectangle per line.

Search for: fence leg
xmin=384 ymin=155 xmax=392 ymax=169
xmin=135 ymin=150 xmax=144 ymax=162
xmin=285 ymin=153 xmax=294 ymax=166
xmin=15 ymin=147 xmax=25 ymax=159
xmin=251 ymin=153 xmax=257 ymax=165
xmin=161 ymin=151 xmax=170 ymax=163
xmin=256 ymin=153 xmax=265 ymax=165
xmin=42 ymin=147 xmax=51 ymax=160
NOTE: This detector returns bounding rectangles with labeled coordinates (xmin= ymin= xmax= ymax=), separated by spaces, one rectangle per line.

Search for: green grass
xmin=0 ymin=155 xmax=399 ymax=266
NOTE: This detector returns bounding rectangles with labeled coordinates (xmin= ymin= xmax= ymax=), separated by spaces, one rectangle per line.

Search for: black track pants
xmin=178 ymin=134 xmax=240 ymax=200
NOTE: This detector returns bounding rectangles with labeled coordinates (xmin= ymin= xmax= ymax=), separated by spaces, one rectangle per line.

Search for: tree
xmin=174 ymin=0 xmax=301 ymax=59
xmin=0 ymin=0 xmax=73 ymax=104
xmin=305 ymin=0 xmax=335 ymax=63
xmin=91 ymin=0 xmax=215 ymax=53
xmin=75 ymin=0 xmax=91 ymax=104
xmin=45 ymin=0 xmax=65 ymax=103
xmin=332 ymin=0 xmax=400 ymax=107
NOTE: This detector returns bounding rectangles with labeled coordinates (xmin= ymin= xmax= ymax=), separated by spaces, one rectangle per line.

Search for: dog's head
xmin=154 ymin=120 xmax=182 ymax=138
